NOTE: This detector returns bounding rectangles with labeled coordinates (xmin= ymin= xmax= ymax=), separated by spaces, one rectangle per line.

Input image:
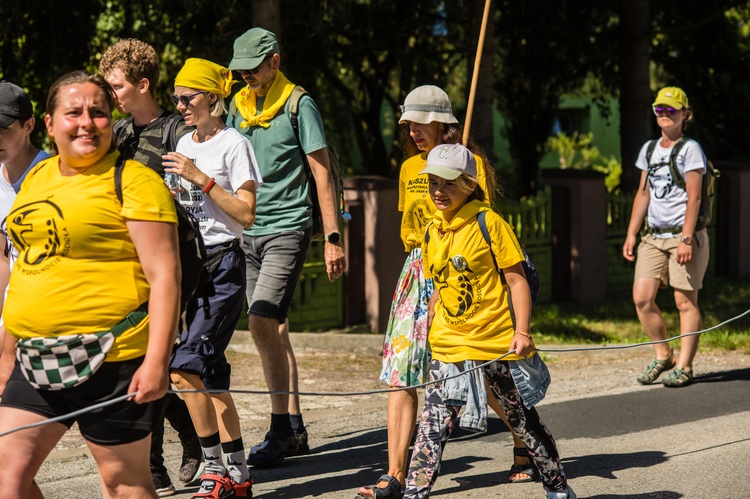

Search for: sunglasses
xmin=170 ymin=91 xmax=207 ymax=107
xmin=652 ymin=106 xmax=679 ymax=117
xmin=239 ymin=55 xmax=272 ymax=75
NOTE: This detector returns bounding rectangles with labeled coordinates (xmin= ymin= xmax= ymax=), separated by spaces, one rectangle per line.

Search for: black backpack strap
xmin=667 ymin=136 xmax=690 ymax=190
xmin=643 ymin=139 xmax=659 ymax=191
xmin=114 ymin=152 xmax=127 ymax=204
xmin=477 ymin=210 xmax=502 ymax=278
xmin=112 ymin=116 xmax=132 ymax=148
xmin=162 ymin=114 xmax=184 ymax=154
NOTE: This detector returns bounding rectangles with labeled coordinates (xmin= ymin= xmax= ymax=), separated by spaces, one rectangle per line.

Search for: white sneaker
xmin=546 ymin=485 xmax=576 ymax=499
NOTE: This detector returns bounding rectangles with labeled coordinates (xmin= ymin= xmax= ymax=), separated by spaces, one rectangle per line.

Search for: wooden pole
xmin=463 ymin=0 xmax=492 ymax=146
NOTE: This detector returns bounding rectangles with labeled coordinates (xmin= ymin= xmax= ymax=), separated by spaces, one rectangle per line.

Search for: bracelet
xmin=514 ymin=331 xmax=533 ymax=339
xmin=203 ymin=178 xmax=216 ymax=194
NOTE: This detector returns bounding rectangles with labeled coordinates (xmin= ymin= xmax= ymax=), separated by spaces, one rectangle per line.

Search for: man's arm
xmin=307 ymin=147 xmax=346 ymax=282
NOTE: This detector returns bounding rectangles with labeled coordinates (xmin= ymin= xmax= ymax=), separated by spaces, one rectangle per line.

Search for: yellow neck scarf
xmin=431 ymin=200 xmax=487 ymax=275
xmin=233 ymin=70 xmax=295 ymax=128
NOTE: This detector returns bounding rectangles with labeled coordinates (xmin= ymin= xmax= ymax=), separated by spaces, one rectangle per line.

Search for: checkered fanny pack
xmin=15 ymin=304 xmax=148 ymax=390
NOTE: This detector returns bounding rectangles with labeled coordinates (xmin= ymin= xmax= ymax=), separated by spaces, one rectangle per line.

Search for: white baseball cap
xmin=420 ymin=144 xmax=476 ymax=180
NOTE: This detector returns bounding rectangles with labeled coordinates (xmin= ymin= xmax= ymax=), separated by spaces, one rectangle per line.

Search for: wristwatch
xmin=325 ymin=232 xmax=341 ymax=244
xmin=680 ymin=235 xmax=692 ymax=245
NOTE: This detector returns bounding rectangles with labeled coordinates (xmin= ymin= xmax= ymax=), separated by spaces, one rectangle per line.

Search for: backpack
xmin=113 ymin=125 xmax=208 ymax=331
xmin=424 ymin=210 xmax=540 ymax=307
xmin=229 ymin=86 xmax=349 ymax=241
xmin=287 ymin=86 xmax=349 ymax=240
xmin=645 ymin=136 xmax=720 ymax=231
xmin=113 ymin=113 xmax=183 ymax=158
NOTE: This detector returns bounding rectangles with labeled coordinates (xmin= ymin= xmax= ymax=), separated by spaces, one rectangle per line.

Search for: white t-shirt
xmin=635 ymin=138 xmax=706 ymax=234
xmin=174 ymin=127 xmax=263 ymax=246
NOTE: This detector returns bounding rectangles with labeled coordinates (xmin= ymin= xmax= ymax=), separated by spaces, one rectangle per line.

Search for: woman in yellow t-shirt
xmin=0 ymin=71 xmax=180 ymax=497
xmin=404 ymin=143 xmax=575 ymax=499
xmin=358 ymin=86 xmax=530 ymax=499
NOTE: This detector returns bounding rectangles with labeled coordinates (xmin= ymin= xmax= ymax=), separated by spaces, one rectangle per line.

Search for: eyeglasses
xmin=239 ymin=55 xmax=272 ymax=75
xmin=170 ymin=91 xmax=207 ymax=107
xmin=652 ymin=106 xmax=679 ymax=117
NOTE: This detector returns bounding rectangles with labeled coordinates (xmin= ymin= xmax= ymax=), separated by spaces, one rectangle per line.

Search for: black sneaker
xmin=151 ymin=470 xmax=176 ymax=497
xmin=289 ymin=429 xmax=310 ymax=456
xmin=246 ymin=430 xmax=299 ymax=468
xmin=178 ymin=456 xmax=205 ymax=485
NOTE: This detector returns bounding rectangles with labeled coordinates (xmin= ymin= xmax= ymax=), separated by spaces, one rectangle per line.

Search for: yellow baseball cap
xmin=652 ymin=87 xmax=688 ymax=109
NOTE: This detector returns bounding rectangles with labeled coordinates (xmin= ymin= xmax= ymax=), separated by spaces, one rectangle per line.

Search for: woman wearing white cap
xmin=623 ymin=86 xmax=710 ymax=388
xmin=357 ymin=85 xmax=532 ymax=499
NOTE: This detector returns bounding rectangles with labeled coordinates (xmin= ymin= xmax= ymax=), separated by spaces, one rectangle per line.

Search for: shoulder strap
xmin=162 ymin=114 xmax=183 ymax=153
xmin=477 ymin=211 xmax=496 ymax=268
xmin=112 ymin=116 xmax=132 ymax=141
xmin=645 ymin=139 xmax=658 ymax=165
xmin=288 ymin=85 xmax=310 ymax=146
xmin=114 ymin=153 xmax=127 ymax=205
xmin=667 ymin=136 xmax=690 ymax=189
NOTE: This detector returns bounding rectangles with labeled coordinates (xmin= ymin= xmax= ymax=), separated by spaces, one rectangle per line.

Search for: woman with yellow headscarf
xmin=164 ymin=57 xmax=263 ymax=499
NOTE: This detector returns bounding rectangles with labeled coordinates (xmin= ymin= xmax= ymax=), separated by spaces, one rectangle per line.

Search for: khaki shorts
xmin=634 ymin=229 xmax=709 ymax=291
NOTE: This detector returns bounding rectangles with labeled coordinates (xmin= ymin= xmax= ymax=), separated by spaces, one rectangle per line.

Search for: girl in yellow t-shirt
xmin=359 ymin=85 xmax=531 ymax=499
xmin=404 ymin=144 xmax=576 ymax=499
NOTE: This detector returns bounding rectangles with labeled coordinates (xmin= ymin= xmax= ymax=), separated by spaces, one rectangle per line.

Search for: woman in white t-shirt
xmin=623 ymin=86 xmax=709 ymax=388
xmin=163 ymin=58 xmax=262 ymax=498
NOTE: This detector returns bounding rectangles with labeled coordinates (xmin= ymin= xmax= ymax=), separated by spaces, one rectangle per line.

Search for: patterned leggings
xmin=404 ymin=359 xmax=567 ymax=498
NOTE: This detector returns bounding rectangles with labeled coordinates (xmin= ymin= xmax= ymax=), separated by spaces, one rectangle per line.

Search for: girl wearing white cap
xmin=403 ymin=143 xmax=575 ymax=499
xmin=623 ymin=86 xmax=709 ymax=388
xmin=357 ymin=86 xmax=532 ymax=499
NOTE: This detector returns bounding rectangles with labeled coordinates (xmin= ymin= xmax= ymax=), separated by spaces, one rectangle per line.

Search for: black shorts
xmin=0 ymin=357 xmax=159 ymax=445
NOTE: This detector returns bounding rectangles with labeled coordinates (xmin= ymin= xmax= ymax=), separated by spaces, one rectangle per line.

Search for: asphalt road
xmin=32 ymin=334 xmax=750 ymax=498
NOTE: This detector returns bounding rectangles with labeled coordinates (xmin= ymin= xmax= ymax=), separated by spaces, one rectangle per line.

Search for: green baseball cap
xmin=228 ymin=28 xmax=279 ymax=70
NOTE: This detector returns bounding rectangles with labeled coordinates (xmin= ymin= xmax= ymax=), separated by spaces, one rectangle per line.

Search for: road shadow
xmin=694 ymin=366 xmax=750 ymax=383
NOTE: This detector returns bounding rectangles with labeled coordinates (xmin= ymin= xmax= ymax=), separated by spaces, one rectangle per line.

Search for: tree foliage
xmin=1 ymin=1 xmax=749 ymax=196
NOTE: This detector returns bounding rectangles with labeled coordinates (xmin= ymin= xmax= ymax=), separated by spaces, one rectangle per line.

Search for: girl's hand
xmin=676 ymin=239 xmax=693 ymax=265
xmin=162 ymin=152 xmax=209 ymax=187
xmin=509 ymin=332 xmax=534 ymax=357
xmin=623 ymin=235 xmax=637 ymax=262
xmin=127 ymin=360 xmax=169 ymax=404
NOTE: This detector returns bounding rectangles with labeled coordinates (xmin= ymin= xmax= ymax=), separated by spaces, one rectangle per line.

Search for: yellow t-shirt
xmin=423 ymin=201 xmax=525 ymax=362
xmin=4 ymin=151 xmax=177 ymax=361
xmin=398 ymin=152 xmax=490 ymax=252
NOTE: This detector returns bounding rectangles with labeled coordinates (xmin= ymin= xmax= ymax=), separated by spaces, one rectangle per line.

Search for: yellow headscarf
xmin=174 ymin=58 xmax=236 ymax=98
xmin=233 ymin=70 xmax=295 ymax=128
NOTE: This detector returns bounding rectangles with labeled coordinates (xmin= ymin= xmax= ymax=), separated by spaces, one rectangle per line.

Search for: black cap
xmin=0 ymin=81 xmax=33 ymax=128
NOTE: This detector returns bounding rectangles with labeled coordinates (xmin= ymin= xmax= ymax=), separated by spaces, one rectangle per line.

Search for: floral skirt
xmin=379 ymin=248 xmax=434 ymax=387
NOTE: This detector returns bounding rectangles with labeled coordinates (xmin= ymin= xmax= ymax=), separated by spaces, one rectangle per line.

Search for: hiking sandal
xmin=191 ymin=472 xmax=235 ymax=499
xmin=637 ymin=349 xmax=676 ymax=384
xmin=662 ymin=367 xmax=694 ymax=388
xmin=508 ymin=446 xmax=540 ymax=483
xmin=355 ymin=474 xmax=404 ymax=499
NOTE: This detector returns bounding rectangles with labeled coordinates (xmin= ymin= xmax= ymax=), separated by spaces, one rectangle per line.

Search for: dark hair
xmin=46 ymin=71 xmax=116 ymax=118
xmin=399 ymin=121 xmax=501 ymax=208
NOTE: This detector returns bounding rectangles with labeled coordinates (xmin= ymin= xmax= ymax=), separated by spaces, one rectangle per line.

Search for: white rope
xmin=1 ymin=308 xmax=748 ymax=438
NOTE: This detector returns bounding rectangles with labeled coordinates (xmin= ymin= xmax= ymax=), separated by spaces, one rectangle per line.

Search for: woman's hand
xmin=162 ymin=152 xmax=210 ymax=187
xmin=127 ymin=359 xmax=170 ymax=404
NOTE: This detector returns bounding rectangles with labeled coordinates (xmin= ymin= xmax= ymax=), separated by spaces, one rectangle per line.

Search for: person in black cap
xmin=0 ymin=81 xmax=50 ymax=404
xmin=226 ymin=27 xmax=346 ymax=468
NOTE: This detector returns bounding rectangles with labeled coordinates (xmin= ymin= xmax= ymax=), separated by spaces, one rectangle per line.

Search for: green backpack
xmin=645 ymin=136 xmax=720 ymax=231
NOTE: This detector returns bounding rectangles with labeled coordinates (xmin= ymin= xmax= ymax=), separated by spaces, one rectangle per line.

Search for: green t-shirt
xmin=227 ymin=89 xmax=327 ymax=235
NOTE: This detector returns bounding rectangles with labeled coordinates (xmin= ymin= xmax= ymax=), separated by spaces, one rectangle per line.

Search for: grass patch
xmin=532 ymin=276 xmax=750 ymax=352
